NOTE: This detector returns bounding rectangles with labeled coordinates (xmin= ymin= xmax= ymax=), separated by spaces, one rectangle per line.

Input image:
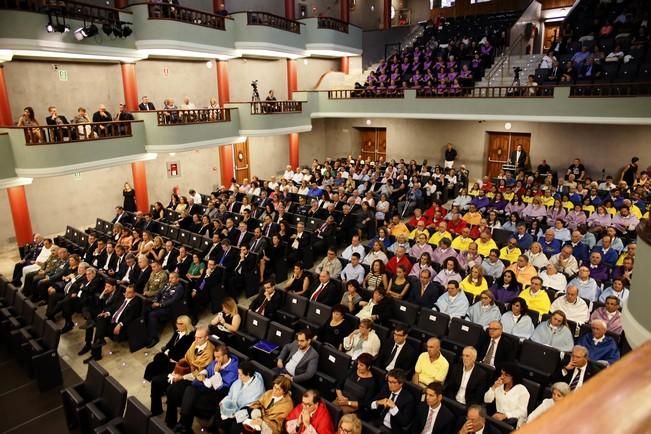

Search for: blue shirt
xmin=435 ymin=292 xmax=469 ymax=318
xmin=307 ymin=187 xmax=323 ymax=198
xmin=539 ymin=238 xmax=562 ymax=257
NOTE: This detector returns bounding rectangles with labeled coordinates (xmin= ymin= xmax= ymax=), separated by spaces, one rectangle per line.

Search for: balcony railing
xmin=0 ymin=0 xmax=127 ymax=22
xmin=155 ymin=108 xmax=232 ymax=126
xmin=317 ymin=16 xmax=348 ymax=33
xmin=246 ymin=11 xmax=301 ymax=34
xmin=569 ymin=82 xmax=651 ymax=97
xmin=18 ymin=121 xmax=134 ymax=145
xmin=328 ymin=89 xmax=405 ymax=99
xmin=416 ymin=85 xmax=555 ymax=98
xmin=147 ymin=2 xmax=226 ymax=30
xmin=250 ymin=101 xmax=302 ymax=114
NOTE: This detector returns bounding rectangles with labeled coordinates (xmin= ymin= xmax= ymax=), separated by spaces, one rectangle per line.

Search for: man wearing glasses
xmin=285 ymin=389 xmax=334 ymax=434
xmin=376 ymin=325 xmax=418 ymax=376
xmin=370 ymin=369 xmax=415 ymax=433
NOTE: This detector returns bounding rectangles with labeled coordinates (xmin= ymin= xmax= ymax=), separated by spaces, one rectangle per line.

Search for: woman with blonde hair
xmin=144 ymin=314 xmax=195 ymax=381
xmin=149 ymin=236 xmax=165 ymax=262
xmin=338 ymin=413 xmax=362 ymax=434
xmin=460 ymin=265 xmax=488 ymax=298
xmin=210 ymin=297 xmax=241 ymax=339
xmin=139 ymin=231 xmax=154 ymax=257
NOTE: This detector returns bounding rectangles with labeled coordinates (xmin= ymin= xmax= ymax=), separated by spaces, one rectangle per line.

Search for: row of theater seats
xmin=61 ymin=360 xmax=174 ymax=434
xmin=0 ymin=277 xmax=63 ymax=392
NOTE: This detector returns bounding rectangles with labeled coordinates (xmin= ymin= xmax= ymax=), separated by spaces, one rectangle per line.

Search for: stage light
xmin=121 ymin=25 xmax=132 ymax=37
xmin=102 ymin=23 xmax=113 ymax=36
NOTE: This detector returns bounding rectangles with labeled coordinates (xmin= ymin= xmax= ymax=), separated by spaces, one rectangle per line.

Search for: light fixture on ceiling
xmin=504 ymin=122 xmax=512 ymax=130
xmin=74 ymin=23 xmax=98 ymax=40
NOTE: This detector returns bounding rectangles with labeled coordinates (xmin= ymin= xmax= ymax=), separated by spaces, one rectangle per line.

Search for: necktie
xmin=482 ymin=339 xmax=496 ymax=366
xmin=387 ymin=345 xmax=398 ymax=368
xmin=238 ymin=233 xmax=245 ymax=246
xmin=422 ymin=407 xmax=436 ymax=434
xmin=265 ymin=225 xmax=271 ymax=236
xmin=219 ymin=250 xmax=227 ymax=265
xmin=256 ymin=297 xmax=269 ymax=315
xmin=311 ymin=283 xmax=326 ymax=301
xmin=111 ymin=299 xmax=129 ymax=324
xmin=252 ymin=238 xmax=259 ymax=252
xmin=383 ymin=393 xmax=397 ymax=417
xmin=569 ymin=368 xmax=582 ymax=390
xmin=266 ymin=398 xmax=276 ymax=409
xmin=236 ymin=260 xmax=243 ymax=274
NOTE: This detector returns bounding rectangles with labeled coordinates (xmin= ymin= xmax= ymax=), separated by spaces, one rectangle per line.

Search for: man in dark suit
xmin=509 ymin=144 xmax=528 ymax=170
xmin=102 ymin=242 xmax=119 ymax=274
xmin=112 ymin=206 xmax=127 ymax=225
xmin=311 ymin=215 xmax=337 ymax=257
xmin=82 ymin=282 xmax=142 ymax=362
xmin=227 ymin=245 xmax=259 ymax=298
xmin=552 ymin=345 xmax=597 ymax=390
xmin=275 ymin=329 xmax=319 ymax=385
xmin=307 ymin=270 xmax=340 ymax=306
xmin=215 ymin=239 xmax=238 ymax=284
xmin=111 ymin=245 xmax=127 ymax=278
xmin=146 ymin=272 xmax=186 ymax=348
xmin=83 ymin=233 xmax=98 ymax=263
xmin=369 ymin=368 xmax=415 ymax=434
xmin=133 ymin=256 xmax=152 ymax=294
xmin=413 ymin=381 xmax=456 ymax=434
xmin=477 ymin=321 xmax=518 ymax=375
xmin=408 ymin=269 xmax=442 ymax=308
xmin=89 ymin=238 xmax=108 ymax=269
xmin=444 ymin=346 xmax=489 ymax=406
xmin=458 ymin=405 xmax=494 ymax=434
xmin=287 ymin=221 xmax=312 ymax=267
xmin=249 ymin=280 xmax=282 ymax=319
xmin=47 ymin=261 xmax=88 ymax=331
xmin=261 ymin=215 xmax=279 ymax=238
xmin=230 ymin=221 xmax=253 ymax=248
xmin=174 ymin=246 xmax=192 ymax=276
xmin=376 ymin=324 xmax=418 ymax=376
xmin=248 ymin=227 xmax=268 ymax=255
xmin=160 ymin=240 xmax=178 ymax=272
xmin=139 ymin=96 xmax=156 ymax=111
xmin=191 ymin=259 xmax=222 ymax=315
xmin=45 ymin=106 xmax=70 ymax=142
xmin=201 ymin=234 xmax=222 ymax=263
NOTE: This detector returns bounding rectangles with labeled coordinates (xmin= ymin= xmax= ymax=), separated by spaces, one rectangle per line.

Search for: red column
xmin=212 ymin=0 xmax=224 ymax=13
xmin=340 ymin=0 xmax=349 ymax=23
xmin=7 ymin=186 xmax=33 ymax=247
xmin=286 ymin=59 xmax=297 ymax=100
xmin=285 ymin=0 xmax=295 ymax=20
xmin=341 ymin=57 xmax=350 ymax=75
xmin=217 ymin=60 xmax=230 ymax=108
xmin=289 ymin=133 xmax=299 ymax=169
xmin=115 ymin=0 xmax=128 ymax=8
xmin=383 ymin=0 xmax=391 ymax=29
xmin=0 ymin=65 xmax=13 ymax=126
xmin=120 ymin=63 xmax=139 ymax=112
xmin=219 ymin=145 xmax=234 ymax=187
xmin=131 ymin=161 xmax=150 ymax=213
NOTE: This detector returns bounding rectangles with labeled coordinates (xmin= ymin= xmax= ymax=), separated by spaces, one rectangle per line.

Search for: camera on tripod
xmin=250 ymin=80 xmax=261 ymax=101
xmin=251 ymin=80 xmax=258 ymax=89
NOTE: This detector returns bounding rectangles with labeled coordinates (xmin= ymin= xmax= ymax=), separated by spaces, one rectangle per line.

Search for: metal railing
xmin=317 ymin=16 xmax=348 ymax=33
xmin=0 ymin=0 xmax=129 ymax=21
xmin=147 ymin=3 xmax=226 ymax=30
xmin=250 ymin=101 xmax=302 ymax=114
xmin=246 ymin=11 xmax=300 ymax=34
xmin=416 ymin=85 xmax=555 ymax=98
xmin=485 ymin=34 xmax=524 ymax=87
xmin=18 ymin=121 xmax=134 ymax=145
xmin=328 ymin=89 xmax=405 ymax=99
xmin=569 ymin=82 xmax=651 ymax=97
xmin=155 ymin=108 xmax=232 ymax=126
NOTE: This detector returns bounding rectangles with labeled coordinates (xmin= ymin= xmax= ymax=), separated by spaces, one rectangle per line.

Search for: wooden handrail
xmin=147 ymin=2 xmax=226 ymax=30
xmin=14 ymin=121 xmax=137 ymax=145
xmin=153 ymin=108 xmax=232 ymax=126
xmin=244 ymin=11 xmax=302 ymax=34
xmin=517 ymin=340 xmax=651 ymax=434
xmin=250 ymin=101 xmax=302 ymax=114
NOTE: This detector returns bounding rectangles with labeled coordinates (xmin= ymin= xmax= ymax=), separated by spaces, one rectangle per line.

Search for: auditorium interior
xmin=0 ymin=0 xmax=650 ymax=433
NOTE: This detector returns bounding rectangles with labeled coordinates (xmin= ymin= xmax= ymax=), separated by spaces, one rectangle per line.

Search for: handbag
xmin=173 ymin=359 xmax=191 ymax=376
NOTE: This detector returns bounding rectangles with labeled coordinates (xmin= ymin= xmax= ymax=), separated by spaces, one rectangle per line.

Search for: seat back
xmin=317 ymin=345 xmax=351 ymax=383
xmin=324 ymin=399 xmax=343 ymax=426
xmin=123 ymin=396 xmax=151 ymax=433
xmin=279 ymin=293 xmax=308 ymax=319
xmin=446 ymin=317 xmax=484 ymax=349
xmin=243 ymin=311 xmax=270 ymax=341
xmin=100 ymin=376 xmax=128 ymax=420
xmin=392 ymin=300 xmax=419 ymax=326
xmin=250 ymin=360 xmax=276 ymax=389
xmin=148 ymin=414 xmax=175 ymax=434
xmin=518 ymin=339 xmax=560 ymax=377
xmin=413 ymin=308 xmax=449 ymax=338
xmin=266 ymin=321 xmax=295 ymax=348
xmin=31 ymin=310 xmax=47 ymax=338
xmin=42 ymin=319 xmax=61 ymax=350
xmin=305 ymin=302 xmax=331 ymax=328
xmin=178 ymin=230 xmax=192 ymax=247
xmin=521 ymin=378 xmax=541 ymax=413
xmin=86 ymin=360 xmax=109 ymax=399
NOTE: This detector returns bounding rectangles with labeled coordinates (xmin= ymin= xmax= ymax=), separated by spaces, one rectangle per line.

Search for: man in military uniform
xmin=23 ymin=247 xmax=67 ymax=300
xmin=146 ymin=272 xmax=185 ymax=348
xmin=143 ymin=261 xmax=169 ymax=299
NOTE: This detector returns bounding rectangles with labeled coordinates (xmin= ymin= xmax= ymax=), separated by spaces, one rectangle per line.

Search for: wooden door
xmin=234 ymin=140 xmax=250 ymax=184
xmin=543 ymin=22 xmax=560 ymax=52
xmin=358 ymin=127 xmax=387 ymax=162
xmin=486 ymin=132 xmax=531 ymax=179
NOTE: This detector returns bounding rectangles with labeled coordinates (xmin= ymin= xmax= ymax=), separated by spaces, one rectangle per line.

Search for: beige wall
xmin=249 ymin=135 xmax=290 ymax=179
xmin=318 ymin=118 xmax=651 ymax=180
xmin=296 ymin=58 xmax=340 ymax=91
xmin=135 ymin=60 xmax=219 ymax=109
xmin=145 ymin=147 xmax=222 ymax=204
xmin=298 ymin=118 xmax=327 ymax=167
xmin=0 ymin=192 xmax=15 ymax=247
xmin=4 ymin=60 xmax=122 ymax=123
xmin=227 ymin=59 xmax=289 ymax=102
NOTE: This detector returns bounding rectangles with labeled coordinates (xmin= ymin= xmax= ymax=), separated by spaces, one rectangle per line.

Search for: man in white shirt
xmin=341 ymin=234 xmax=366 ymax=260
xmin=20 ymin=238 xmax=55 ymax=285
xmin=340 ymin=253 xmax=366 ymax=284
xmin=551 ymin=285 xmax=590 ymax=324
xmin=189 ymin=189 xmax=202 ymax=205
xmin=413 ymin=381 xmax=456 ymax=434
xmin=283 ymin=165 xmax=294 ymax=181
xmin=444 ymin=346 xmax=488 ymax=406
xmin=180 ymin=96 xmax=196 ymax=110
xmin=539 ymin=263 xmax=567 ymax=291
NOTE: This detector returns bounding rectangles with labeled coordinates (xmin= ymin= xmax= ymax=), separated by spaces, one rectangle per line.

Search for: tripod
xmin=251 ymin=87 xmax=260 ymax=102
xmin=511 ymin=72 xmax=521 ymax=87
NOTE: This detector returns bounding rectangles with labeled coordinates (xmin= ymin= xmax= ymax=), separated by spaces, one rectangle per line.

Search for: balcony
xmin=229 ymin=98 xmax=313 ymax=136
xmin=311 ymin=84 xmax=651 ymax=124
xmin=231 ymin=12 xmax=305 ymax=59
xmin=135 ymin=109 xmax=243 ymax=153
xmin=128 ymin=3 xmax=237 ymax=59
xmin=300 ymin=17 xmax=363 ymax=57
xmin=1 ymin=121 xmax=150 ymax=177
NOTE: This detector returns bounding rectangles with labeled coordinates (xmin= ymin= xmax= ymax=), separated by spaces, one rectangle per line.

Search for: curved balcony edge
xmin=14 ymin=151 xmax=156 ymax=178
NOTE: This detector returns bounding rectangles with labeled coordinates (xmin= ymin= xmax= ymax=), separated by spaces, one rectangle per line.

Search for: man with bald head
xmin=413 ymin=337 xmax=450 ymax=387
xmin=92 ymin=104 xmax=112 ymax=136
xmin=307 ymin=270 xmax=340 ymax=306
xmin=444 ymin=346 xmax=488 ymax=405
xmin=551 ymin=285 xmax=590 ymax=324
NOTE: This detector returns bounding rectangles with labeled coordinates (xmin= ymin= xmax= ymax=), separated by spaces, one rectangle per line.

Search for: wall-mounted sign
xmin=58 ymin=69 xmax=68 ymax=81
xmin=167 ymin=161 xmax=181 ymax=177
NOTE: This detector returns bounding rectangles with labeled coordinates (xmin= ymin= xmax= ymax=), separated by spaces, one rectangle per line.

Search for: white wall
xmin=0 ymin=192 xmax=16 ymax=248
xmin=146 ymin=148 xmax=222 ymax=204
xmin=298 ymin=118 xmax=327 ymax=167
xmin=227 ymin=59 xmax=289 ymax=102
xmin=296 ymin=58 xmax=340 ymax=91
xmin=249 ymin=136 xmax=290 ymax=178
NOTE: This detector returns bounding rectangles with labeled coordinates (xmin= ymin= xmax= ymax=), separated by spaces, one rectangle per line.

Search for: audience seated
xmin=444 ymin=346 xmax=488 ymax=406
xmin=531 ymin=310 xmax=575 ymax=353
xmin=286 ymin=389 xmax=335 ymax=434
xmin=414 ymin=337 xmax=450 ymax=387
xmin=275 ymin=329 xmax=318 ymax=385
xmin=576 ymin=319 xmax=620 ymax=365
xmin=483 ymin=363 xmax=530 ymax=428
